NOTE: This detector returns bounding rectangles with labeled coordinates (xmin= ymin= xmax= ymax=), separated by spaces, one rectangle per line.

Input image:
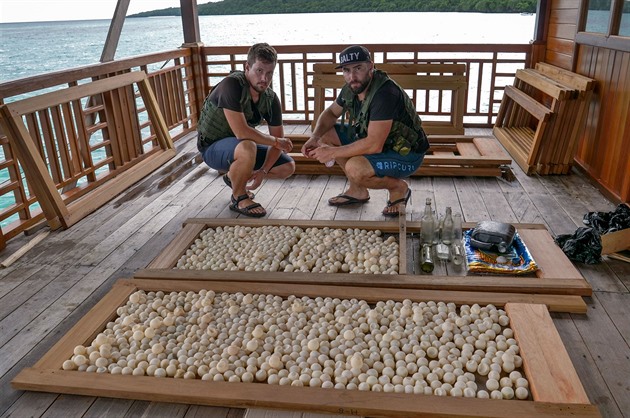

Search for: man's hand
xmin=247 ymin=169 xmax=265 ymax=190
xmin=274 ymin=137 xmax=293 ymax=152
xmin=311 ymin=143 xmax=336 ymax=164
xmin=301 ymin=135 xmax=321 ymax=158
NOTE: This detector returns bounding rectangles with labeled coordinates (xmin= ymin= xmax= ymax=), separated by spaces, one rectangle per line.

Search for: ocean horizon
xmin=1 ymin=12 xmax=536 ymax=83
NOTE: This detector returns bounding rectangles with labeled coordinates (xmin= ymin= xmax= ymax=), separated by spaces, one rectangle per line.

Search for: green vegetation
xmin=130 ymin=0 xmax=537 ymax=18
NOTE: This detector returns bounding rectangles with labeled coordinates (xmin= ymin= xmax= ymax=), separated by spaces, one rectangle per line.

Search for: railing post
xmin=182 ymin=43 xmax=207 ymax=126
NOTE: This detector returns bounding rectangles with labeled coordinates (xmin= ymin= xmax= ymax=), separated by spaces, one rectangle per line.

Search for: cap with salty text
xmin=336 ymin=45 xmax=372 ymax=68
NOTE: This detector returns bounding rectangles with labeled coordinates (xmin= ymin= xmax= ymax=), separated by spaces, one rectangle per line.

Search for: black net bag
xmin=583 ymin=204 xmax=630 ymax=234
xmin=554 ymin=227 xmax=602 ymax=264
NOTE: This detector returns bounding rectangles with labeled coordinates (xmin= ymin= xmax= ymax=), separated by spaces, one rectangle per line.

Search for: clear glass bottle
xmin=453 ymin=213 xmax=463 ymax=241
xmin=432 ymin=214 xmax=441 ymax=245
xmin=442 ymin=207 xmax=454 ymax=245
xmin=436 ymin=243 xmax=450 ymax=261
xmin=421 ymin=245 xmax=435 ymax=273
xmin=451 ymin=242 xmax=464 ymax=265
xmin=421 ymin=198 xmax=434 ymax=246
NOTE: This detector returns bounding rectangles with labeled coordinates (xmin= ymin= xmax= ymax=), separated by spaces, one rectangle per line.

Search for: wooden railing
xmin=200 ymin=44 xmax=532 ymax=127
xmin=0 ymin=43 xmax=531 ymax=247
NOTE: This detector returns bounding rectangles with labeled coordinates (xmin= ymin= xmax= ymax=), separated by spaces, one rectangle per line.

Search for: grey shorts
xmin=335 ymin=124 xmax=425 ymax=178
xmin=198 ymin=134 xmax=294 ymax=172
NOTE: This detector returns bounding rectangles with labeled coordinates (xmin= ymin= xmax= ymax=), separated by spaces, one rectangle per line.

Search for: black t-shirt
xmin=336 ymin=79 xmax=406 ymax=122
xmin=209 ymin=76 xmax=283 ymax=126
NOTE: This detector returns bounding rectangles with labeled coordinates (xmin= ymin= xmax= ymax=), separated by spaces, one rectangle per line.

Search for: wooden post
xmin=101 ymin=0 xmax=131 ymax=62
xmin=180 ymin=0 xmax=201 ymax=44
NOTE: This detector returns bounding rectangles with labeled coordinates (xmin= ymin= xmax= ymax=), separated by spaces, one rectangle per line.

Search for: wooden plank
xmin=472 ymin=137 xmax=506 ymax=157
xmin=12 ymin=368 xmax=599 ymax=418
xmin=147 ymin=222 xmax=206 ymax=268
xmin=126 ymin=279 xmax=587 ymax=313
xmin=516 ymin=229 xmax=585 ymax=281
xmin=503 ymin=86 xmax=552 ymax=120
xmin=506 ymin=303 xmax=590 ymax=404
xmin=137 ymin=77 xmax=176 ymax=151
xmin=135 ymin=269 xmax=593 ymax=297
xmin=398 ymin=207 xmax=407 ymax=274
xmin=7 ymin=72 xmax=148 ymax=115
xmin=534 ymin=63 xmax=595 ymax=91
xmin=515 ymin=69 xmax=572 ymax=100
xmin=601 ymin=226 xmax=630 ymax=255
xmin=182 ymin=217 xmax=403 ymax=233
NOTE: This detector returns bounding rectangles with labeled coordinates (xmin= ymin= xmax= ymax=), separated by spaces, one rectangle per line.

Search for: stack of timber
xmin=287 ymin=62 xmax=513 ymax=178
xmin=493 ymin=63 xmax=595 ymax=175
xmin=287 ymin=134 xmax=512 ymax=177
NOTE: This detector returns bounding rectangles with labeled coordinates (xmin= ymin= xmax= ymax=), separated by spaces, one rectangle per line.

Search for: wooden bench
xmin=312 ymin=63 xmax=467 ymax=135
xmin=286 ymin=63 xmax=512 ymax=178
xmin=493 ymin=64 xmax=595 ymax=175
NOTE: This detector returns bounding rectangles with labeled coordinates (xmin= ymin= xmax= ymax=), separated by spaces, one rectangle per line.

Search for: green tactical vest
xmin=197 ymin=71 xmax=276 ymax=146
xmin=339 ymin=69 xmax=427 ymax=156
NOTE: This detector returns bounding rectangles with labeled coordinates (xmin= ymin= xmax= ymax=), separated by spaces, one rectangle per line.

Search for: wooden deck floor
xmin=0 ymin=128 xmax=628 ymax=418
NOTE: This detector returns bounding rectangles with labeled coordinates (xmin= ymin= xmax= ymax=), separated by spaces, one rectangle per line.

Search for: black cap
xmin=335 ymin=45 xmax=372 ymax=68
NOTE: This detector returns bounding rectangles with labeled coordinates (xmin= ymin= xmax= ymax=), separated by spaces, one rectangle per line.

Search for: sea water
xmin=0 ymin=12 xmax=536 ymax=82
xmin=0 ymin=12 xmax=536 ymax=224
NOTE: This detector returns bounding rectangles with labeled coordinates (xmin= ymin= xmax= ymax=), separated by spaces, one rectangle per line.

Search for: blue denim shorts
xmin=199 ymin=135 xmax=293 ymax=172
xmin=334 ymin=124 xmax=425 ymax=178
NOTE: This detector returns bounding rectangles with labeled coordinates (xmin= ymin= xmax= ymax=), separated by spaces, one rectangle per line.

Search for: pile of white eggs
xmin=175 ymin=225 xmax=399 ymax=274
xmin=63 ymin=289 xmax=530 ymax=401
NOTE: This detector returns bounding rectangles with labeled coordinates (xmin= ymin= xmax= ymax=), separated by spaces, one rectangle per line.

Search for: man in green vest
xmin=301 ymin=45 xmax=430 ymax=217
xmin=197 ymin=43 xmax=295 ymax=217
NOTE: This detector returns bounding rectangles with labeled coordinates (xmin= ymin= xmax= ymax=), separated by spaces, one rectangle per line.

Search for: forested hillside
xmin=130 ymin=0 xmax=537 ymax=17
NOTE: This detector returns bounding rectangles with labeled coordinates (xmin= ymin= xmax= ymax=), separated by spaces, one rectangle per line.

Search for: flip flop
xmin=223 ymin=174 xmax=255 ymax=199
xmin=328 ymin=194 xmax=371 ymax=207
xmin=382 ymin=188 xmax=412 ymax=217
xmin=229 ymin=194 xmax=266 ymax=218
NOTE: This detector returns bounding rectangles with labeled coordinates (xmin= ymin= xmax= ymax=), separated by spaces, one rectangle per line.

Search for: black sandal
xmin=382 ymin=188 xmax=412 ymax=217
xmin=229 ymin=194 xmax=266 ymax=218
xmin=223 ymin=174 xmax=255 ymax=199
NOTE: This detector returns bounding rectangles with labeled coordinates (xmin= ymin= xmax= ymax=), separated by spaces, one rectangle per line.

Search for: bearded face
xmin=245 ymin=59 xmax=276 ymax=94
xmin=342 ymin=63 xmax=373 ymax=95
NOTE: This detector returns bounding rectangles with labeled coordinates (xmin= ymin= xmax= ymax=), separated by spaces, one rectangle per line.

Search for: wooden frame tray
xmin=145 ymin=219 xmax=592 ymax=304
xmin=12 ymin=278 xmax=599 ymax=417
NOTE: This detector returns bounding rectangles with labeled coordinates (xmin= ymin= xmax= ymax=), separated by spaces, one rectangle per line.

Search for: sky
xmin=0 ymin=0 xmax=185 ymax=23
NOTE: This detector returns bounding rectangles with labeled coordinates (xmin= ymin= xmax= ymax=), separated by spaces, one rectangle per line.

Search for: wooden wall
xmin=544 ymin=0 xmax=630 ymax=203
xmin=545 ymin=0 xmax=580 ymax=69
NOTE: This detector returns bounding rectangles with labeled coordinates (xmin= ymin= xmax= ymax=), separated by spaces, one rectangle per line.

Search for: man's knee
xmin=345 ymin=157 xmax=372 ymax=183
xmin=234 ymin=139 xmax=257 ymax=156
xmin=274 ymin=161 xmax=296 ymax=179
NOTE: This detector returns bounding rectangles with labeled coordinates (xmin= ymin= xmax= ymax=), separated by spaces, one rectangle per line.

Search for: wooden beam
xmin=180 ymin=0 xmax=201 ymax=44
xmin=101 ymin=0 xmax=131 ymax=62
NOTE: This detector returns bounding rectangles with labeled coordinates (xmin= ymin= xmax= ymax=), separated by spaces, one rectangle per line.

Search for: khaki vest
xmin=197 ymin=71 xmax=276 ymax=146
xmin=339 ymin=69 xmax=428 ymax=155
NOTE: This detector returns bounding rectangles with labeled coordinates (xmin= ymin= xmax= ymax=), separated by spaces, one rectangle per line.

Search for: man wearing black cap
xmin=301 ymin=45 xmax=430 ymax=217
